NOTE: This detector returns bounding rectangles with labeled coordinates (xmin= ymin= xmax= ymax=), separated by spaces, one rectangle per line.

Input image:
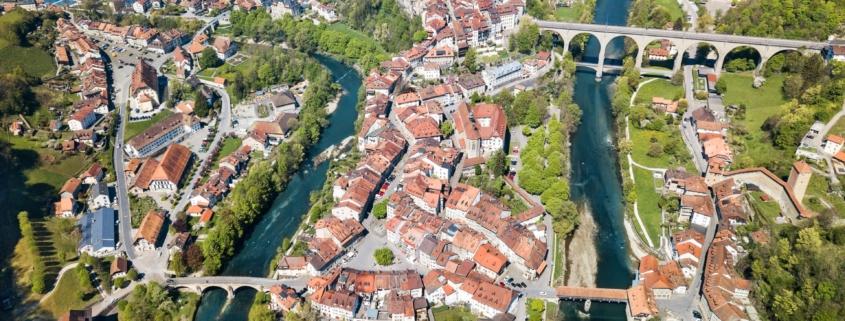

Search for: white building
xmin=481 ymin=61 xmax=523 ymax=89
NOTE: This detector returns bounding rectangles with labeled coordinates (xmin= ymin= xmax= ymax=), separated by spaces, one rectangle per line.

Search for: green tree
xmin=248 ymin=292 xmax=277 ymax=321
xmin=512 ymin=20 xmax=540 ymax=53
xmin=199 ymin=47 xmax=223 ymax=69
xmin=126 ymin=268 xmax=138 ymax=281
xmin=440 ymin=120 xmax=454 ymax=137
xmin=371 ymin=201 xmax=387 ymax=219
xmin=194 ymin=91 xmax=210 ymax=117
xmin=463 ymin=48 xmax=478 ymax=72
xmin=486 ymin=150 xmax=508 ymax=177
xmin=412 ymin=30 xmax=428 ymax=42
xmin=374 ymin=248 xmax=394 ymax=265
xmin=170 ymin=252 xmax=186 ymax=277
xmin=715 ymin=78 xmax=728 ymax=94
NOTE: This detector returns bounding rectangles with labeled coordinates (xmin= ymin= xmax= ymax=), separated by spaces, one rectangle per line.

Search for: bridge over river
xmin=535 ymin=19 xmax=830 ymax=78
xmin=165 ymin=276 xmax=309 ymax=299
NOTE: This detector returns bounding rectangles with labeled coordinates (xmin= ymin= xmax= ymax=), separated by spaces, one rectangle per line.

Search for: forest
xmin=332 ymin=0 xmax=424 ymax=53
xmin=715 ymin=0 xmax=845 ymax=41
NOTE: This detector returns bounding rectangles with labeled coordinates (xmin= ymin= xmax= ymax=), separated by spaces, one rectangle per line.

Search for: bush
xmin=374 ymin=248 xmax=394 ymax=266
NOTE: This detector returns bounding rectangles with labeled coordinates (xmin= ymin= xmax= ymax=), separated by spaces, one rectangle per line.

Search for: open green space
xmin=628 ymin=122 xmax=694 ymax=171
xmin=215 ymin=136 xmax=243 ymax=163
xmin=720 ymin=73 xmax=789 ymax=167
xmin=827 ymin=116 xmax=845 ymax=138
xmin=40 ymin=267 xmax=101 ymax=318
xmin=551 ymin=232 xmax=565 ymax=285
xmin=747 ymin=191 xmax=781 ymax=223
xmin=6 ymin=135 xmax=92 ymax=189
xmin=124 ymin=109 xmax=174 ymax=142
xmin=0 ymin=44 xmax=55 ymax=77
xmin=802 ymin=174 xmax=845 ymax=216
xmin=431 ymin=306 xmax=477 ymax=321
xmin=633 ymin=166 xmax=662 ymax=243
xmin=653 ymin=0 xmax=684 ymax=23
xmin=554 ymin=7 xmax=582 ymax=22
xmin=634 ymin=79 xmax=684 ymax=104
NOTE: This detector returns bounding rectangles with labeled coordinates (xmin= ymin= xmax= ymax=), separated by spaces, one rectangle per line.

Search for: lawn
xmin=827 ymin=116 xmax=845 ymax=138
xmin=40 ymin=267 xmax=101 ymax=318
xmin=124 ymin=109 xmax=174 ymax=142
xmin=215 ymin=136 xmax=243 ymax=163
xmin=802 ymin=174 xmax=845 ymax=216
xmin=431 ymin=306 xmax=477 ymax=321
xmin=653 ymin=0 xmax=685 ymax=23
xmin=554 ymin=7 xmax=582 ymax=22
xmin=747 ymin=191 xmax=782 ymax=223
xmin=634 ymin=79 xmax=684 ymax=104
xmin=633 ymin=167 xmax=662 ymax=244
xmin=629 ymin=122 xmax=694 ymax=170
xmin=6 ymin=135 xmax=92 ymax=189
xmin=0 ymin=41 xmax=56 ymax=78
xmin=720 ymin=73 xmax=789 ymax=168
xmin=551 ymin=232 xmax=565 ymax=285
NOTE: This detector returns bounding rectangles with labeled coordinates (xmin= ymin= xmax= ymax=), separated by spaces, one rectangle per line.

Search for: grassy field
xmin=634 ymin=79 xmax=684 ymax=104
xmin=827 ymin=117 xmax=845 ymax=138
xmin=0 ymin=44 xmax=55 ymax=77
xmin=431 ymin=306 xmax=477 ymax=321
xmin=802 ymin=174 xmax=845 ymax=216
xmin=633 ymin=167 xmax=662 ymax=243
xmin=554 ymin=7 xmax=582 ymax=22
xmin=629 ymin=122 xmax=694 ymax=170
xmin=215 ymin=136 xmax=243 ymax=162
xmin=654 ymin=0 xmax=685 ymax=23
xmin=720 ymin=73 xmax=789 ymax=167
xmin=124 ymin=109 xmax=174 ymax=142
xmin=748 ymin=191 xmax=782 ymax=223
xmin=40 ymin=267 xmax=101 ymax=318
xmin=6 ymin=135 xmax=92 ymax=189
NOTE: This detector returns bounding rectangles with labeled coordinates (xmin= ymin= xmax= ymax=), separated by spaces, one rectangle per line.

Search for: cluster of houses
xmin=188 ymin=144 xmax=253 ymax=226
xmin=77 ymin=20 xmax=187 ymax=54
xmin=691 ymin=106 xmax=733 ymax=174
xmin=52 ymin=18 xmax=113 ymax=138
xmin=646 ymin=39 xmax=677 ymax=62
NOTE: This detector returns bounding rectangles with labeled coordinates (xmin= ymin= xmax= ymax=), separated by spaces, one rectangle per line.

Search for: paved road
xmin=534 ymin=20 xmax=828 ymax=50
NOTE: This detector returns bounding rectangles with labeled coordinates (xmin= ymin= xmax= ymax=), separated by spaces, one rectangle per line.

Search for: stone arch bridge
xmin=165 ymin=276 xmax=309 ymax=299
xmin=535 ymin=19 xmax=829 ymax=78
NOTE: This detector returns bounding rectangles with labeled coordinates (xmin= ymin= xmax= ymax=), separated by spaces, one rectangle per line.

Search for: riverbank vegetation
xmin=333 ymin=0 xmax=424 ymax=52
xmin=627 ymin=0 xmax=685 ymax=30
xmin=527 ymin=0 xmax=596 ymax=23
xmin=116 ymin=283 xmax=199 ymax=321
xmin=226 ymin=9 xmax=396 ymax=71
xmin=715 ymin=0 xmax=845 ymax=41
xmin=201 ymin=65 xmax=337 ymax=274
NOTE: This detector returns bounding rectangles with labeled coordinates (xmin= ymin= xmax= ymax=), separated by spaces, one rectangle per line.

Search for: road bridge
xmin=535 ymin=19 xmax=829 ymax=78
xmin=164 ymin=276 xmax=309 ymax=299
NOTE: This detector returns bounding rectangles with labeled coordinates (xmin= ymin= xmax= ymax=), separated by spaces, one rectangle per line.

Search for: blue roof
xmin=79 ymin=208 xmax=117 ymax=251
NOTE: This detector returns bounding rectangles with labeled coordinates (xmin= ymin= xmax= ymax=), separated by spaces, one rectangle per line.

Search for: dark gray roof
xmin=91 ymin=182 xmax=109 ymax=199
xmin=269 ymin=91 xmax=298 ymax=108
xmin=79 ymin=208 xmax=117 ymax=251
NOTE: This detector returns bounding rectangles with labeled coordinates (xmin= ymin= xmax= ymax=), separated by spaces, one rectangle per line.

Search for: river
xmin=193 ymin=54 xmax=361 ymax=321
xmin=558 ymin=0 xmax=636 ymax=319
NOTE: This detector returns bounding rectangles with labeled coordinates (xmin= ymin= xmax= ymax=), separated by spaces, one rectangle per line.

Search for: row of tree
xmin=200 ymin=70 xmax=337 ymax=274
xmin=17 ymin=211 xmax=46 ymax=294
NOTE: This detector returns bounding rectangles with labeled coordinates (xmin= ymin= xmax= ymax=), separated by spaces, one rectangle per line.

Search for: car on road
xmin=692 ymin=311 xmax=702 ymax=321
xmin=539 ymin=291 xmax=546 ymax=296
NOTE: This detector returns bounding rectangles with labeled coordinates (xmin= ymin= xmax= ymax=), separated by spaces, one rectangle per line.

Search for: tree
xmin=126 ymin=268 xmax=138 ymax=281
xmin=185 ymin=244 xmax=204 ymax=272
xmin=440 ymin=120 xmax=454 ymax=137
xmin=715 ymin=78 xmax=728 ymax=94
xmin=199 ymin=47 xmax=223 ymax=69
xmin=486 ymin=150 xmax=508 ymax=177
xmin=671 ymin=70 xmax=684 ymax=86
xmin=194 ymin=91 xmax=210 ymax=117
xmin=512 ymin=20 xmax=540 ymax=54
xmin=782 ymin=75 xmax=804 ymax=99
xmin=647 ymin=142 xmax=663 ymax=158
xmin=170 ymin=252 xmax=186 ymax=277
xmin=374 ymin=248 xmax=394 ymax=265
xmin=463 ymin=48 xmax=478 ymax=72
xmin=249 ymin=292 xmax=277 ymax=321
xmin=371 ymin=201 xmax=387 ymax=219
xmin=412 ymin=30 xmax=428 ymax=42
